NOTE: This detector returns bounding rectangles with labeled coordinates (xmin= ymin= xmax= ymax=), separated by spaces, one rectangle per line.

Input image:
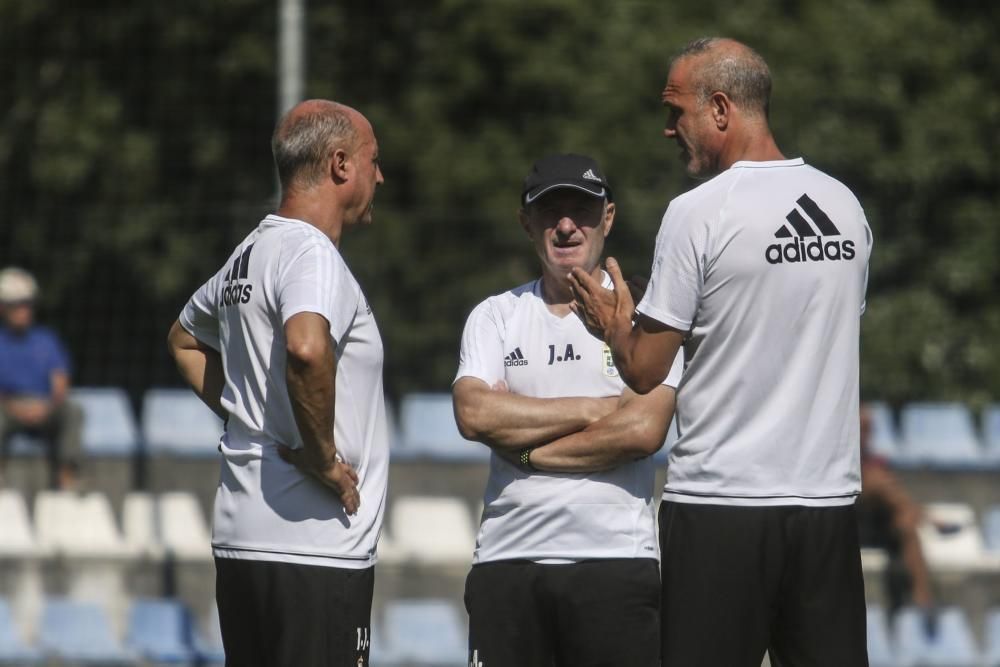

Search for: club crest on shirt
xmin=602 ymin=344 xmax=619 ymax=377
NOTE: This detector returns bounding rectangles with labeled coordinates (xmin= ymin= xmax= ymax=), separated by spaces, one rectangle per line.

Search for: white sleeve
xmin=454 ymin=299 xmax=506 ymax=387
xmin=277 ymin=240 xmax=360 ymax=345
xmin=860 ymin=210 xmax=873 ymax=316
xmin=636 ymin=200 xmax=705 ymax=332
xmin=179 ymin=275 xmax=221 ymax=352
xmin=662 ymin=345 xmax=684 ymax=389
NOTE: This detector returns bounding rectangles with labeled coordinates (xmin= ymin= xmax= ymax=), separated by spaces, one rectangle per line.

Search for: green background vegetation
xmin=1 ymin=0 xmax=998 ymax=407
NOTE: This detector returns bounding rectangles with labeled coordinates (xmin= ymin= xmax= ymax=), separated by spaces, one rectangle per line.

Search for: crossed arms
xmin=453 ymin=376 xmax=676 ymax=473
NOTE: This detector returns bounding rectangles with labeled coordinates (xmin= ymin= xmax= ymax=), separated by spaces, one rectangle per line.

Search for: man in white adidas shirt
xmin=571 ymin=38 xmax=874 ymax=666
xmin=453 ymin=154 xmax=683 ymax=667
xmin=167 ymin=99 xmax=387 ymax=666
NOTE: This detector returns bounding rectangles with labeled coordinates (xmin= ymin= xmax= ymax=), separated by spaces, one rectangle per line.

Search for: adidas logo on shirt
xmin=504 ymin=347 xmax=529 ymax=367
xmin=219 ymin=243 xmax=255 ymax=307
xmin=765 ymin=195 xmax=856 ymax=265
xmin=581 ymin=169 xmax=600 ymax=182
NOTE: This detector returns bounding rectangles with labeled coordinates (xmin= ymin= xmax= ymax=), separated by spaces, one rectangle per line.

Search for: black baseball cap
xmin=521 ymin=154 xmax=613 ymax=205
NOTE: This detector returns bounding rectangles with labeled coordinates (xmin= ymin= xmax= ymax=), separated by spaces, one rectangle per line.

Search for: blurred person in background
xmin=0 ymin=266 xmax=82 ymax=490
xmin=168 ymin=99 xmax=386 ymax=666
xmin=453 ymin=154 xmax=682 ymax=667
xmin=856 ymin=402 xmax=935 ymax=613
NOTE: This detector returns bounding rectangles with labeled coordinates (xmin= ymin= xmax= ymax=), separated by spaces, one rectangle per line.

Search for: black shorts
xmin=215 ymin=557 xmax=374 ymax=667
xmin=465 ymin=558 xmax=660 ymax=667
xmin=659 ymin=502 xmax=868 ymax=667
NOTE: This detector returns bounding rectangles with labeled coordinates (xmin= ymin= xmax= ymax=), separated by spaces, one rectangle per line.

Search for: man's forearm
xmin=453 ymin=378 xmax=617 ymax=451
xmin=529 ymin=386 xmax=675 ymax=473
xmin=168 ymin=321 xmax=226 ymax=419
xmin=286 ymin=340 xmax=338 ymax=467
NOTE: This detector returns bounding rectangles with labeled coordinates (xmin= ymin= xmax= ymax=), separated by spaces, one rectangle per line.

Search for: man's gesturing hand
xmin=278 ymin=445 xmax=362 ymax=515
xmin=568 ymin=257 xmax=635 ymax=344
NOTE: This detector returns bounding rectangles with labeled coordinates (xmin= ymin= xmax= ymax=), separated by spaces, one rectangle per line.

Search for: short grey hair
xmin=271 ymin=105 xmax=359 ymax=191
xmin=674 ymin=37 xmax=772 ymax=118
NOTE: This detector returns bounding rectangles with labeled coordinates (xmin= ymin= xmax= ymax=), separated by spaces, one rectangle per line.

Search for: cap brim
xmin=523 ymin=182 xmax=606 ymax=204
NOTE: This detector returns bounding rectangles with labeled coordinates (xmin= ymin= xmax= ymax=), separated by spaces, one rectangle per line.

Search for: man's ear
xmin=330 ymin=147 xmax=350 ymax=182
xmin=710 ymin=91 xmax=731 ymax=131
xmin=603 ymin=201 xmax=616 ymax=238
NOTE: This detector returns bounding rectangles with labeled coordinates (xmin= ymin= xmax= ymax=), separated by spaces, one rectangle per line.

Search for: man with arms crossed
xmin=168 ymin=99 xmax=386 ymax=666
xmin=453 ymin=154 xmax=682 ymax=667
xmin=571 ymin=39 xmax=873 ymax=666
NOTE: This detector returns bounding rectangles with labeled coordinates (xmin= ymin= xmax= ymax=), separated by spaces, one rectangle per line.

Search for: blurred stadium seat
xmin=38 ymin=597 xmax=135 ymax=664
xmin=893 ymin=605 xmax=980 ymax=666
xmin=72 ymin=387 xmax=140 ymax=456
xmin=899 ymin=402 xmax=983 ymax=467
xmin=142 ymin=388 xmax=224 ymax=457
xmin=865 ymin=605 xmax=896 ymax=667
xmin=122 ymin=491 xmax=164 ymax=559
xmin=984 ymin=404 xmax=1000 ymax=463
xmin=34 ymin=491 xmax=133 ymax=558
xmin=383 ymin=598 xmax=466 ymax=666
xmin=127 ymin=597 xmax=195 ymax=665
xmin=867 ymin=401 xmax=902 ymax=461
xmin=388 ymin=496 xmax=476 ymax=565
xmin=983 ymin=505 xmax=1000 ymax=553
xmin=985 ymin=607 xmax=1000 ymax=667
xmin=918 ymin=503 xmax=988 ymax=571
xmin=398 ymin=393 xmax=490 ymax=462
xmin=0 ymin=490 xmax=42 ymax=558
xmin=159 ymin=491 xmax=213 ymax=561
xmin=0 ymin=596 xmax=43 ymax=664
xmin=191 ymin=602 xmax=225 ymax=666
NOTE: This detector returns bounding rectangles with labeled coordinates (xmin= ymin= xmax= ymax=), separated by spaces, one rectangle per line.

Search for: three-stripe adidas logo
xmin=504 ymin=347 xmax=528 ymax=367
xmin=220 ymin=243 xmax=255 ymax=307
xmin=581 ymin=169 xmax=600 ymax=182
xmin=765 ymin=195 xmax=856 ymax=265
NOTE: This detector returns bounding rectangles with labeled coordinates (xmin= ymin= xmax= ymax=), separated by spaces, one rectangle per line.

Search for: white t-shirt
xmin=637 ymin=158 xmax=872 ymax=507
xmin=180 ymin=214 xmax=389 ymax=568
xmin=455 ymin=274 xmax=683 ymax=564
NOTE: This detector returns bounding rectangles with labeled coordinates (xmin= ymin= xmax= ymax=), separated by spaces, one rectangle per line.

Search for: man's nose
xmin=555 ymin=216 xmax=577 ymax=234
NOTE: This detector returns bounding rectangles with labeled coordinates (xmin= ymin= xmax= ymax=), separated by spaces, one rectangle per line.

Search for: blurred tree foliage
xmin=1 ymin=0 xmax=997 ymax=406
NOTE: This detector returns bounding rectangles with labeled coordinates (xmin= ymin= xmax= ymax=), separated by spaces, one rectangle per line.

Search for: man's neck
xmin=717 ymin=125 xmax=786 ymax=173
xmin=277 ymin=196 xmax=344 ymax=247
xmin=540 ymin=265 xmax=602 ymax=316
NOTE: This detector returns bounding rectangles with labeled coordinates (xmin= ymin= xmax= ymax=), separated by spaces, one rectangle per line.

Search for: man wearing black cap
xmin=452 ymin=154 xmax=682 ymax=666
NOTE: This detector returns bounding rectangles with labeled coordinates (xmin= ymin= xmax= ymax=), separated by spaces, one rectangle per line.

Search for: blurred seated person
xmin=0 ymin=267 xmax=82 ymax=489
xmin=856 ymin=402 xmax=933 ymax=613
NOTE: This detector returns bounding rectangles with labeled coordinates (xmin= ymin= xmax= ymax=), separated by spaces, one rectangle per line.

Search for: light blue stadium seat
xmin=368 ymin=621 xmax=397 ymax=665
xmin=898 ymin=402 xmax=983 ymax=467
xmin=866 ymin=605 xmax=897 ymax=667
xmin=38 ymin=598 xmax=135 ymax=664
xmin=866 ymin=401 xmax=902 ymax=461
xmin=983 ymin=505 xmax=1000 ymax=552
xmin=383 ymin=598 xmax=467 ymax=665
xmin=0 ymin=597 xmax=43 ymax=664
xmin=893 ymin=606 xmax=980 ymax=667
xmin=192 ymin=603 xmax=225 ymax=666
xmin=73 ymin=386 xmax=141 ymax=456
xmin=985 ymin=608 xmax=1000 ymax=667
xmin=127 ymin=598 xmax=195 ymax=665
xmin=142 ymin=388 xmax=224 ymax=457
xmin=399 ymin=393 xmax=490 ymax=462
xmin=984 ymin=404 xmax=1000 ymax=463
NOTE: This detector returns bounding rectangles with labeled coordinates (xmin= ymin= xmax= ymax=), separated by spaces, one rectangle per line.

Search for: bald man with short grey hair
xmin=168 ymin=99 xmax=387 ymax=666
xmin=572 ymin=38 xmax=872 ymax=666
